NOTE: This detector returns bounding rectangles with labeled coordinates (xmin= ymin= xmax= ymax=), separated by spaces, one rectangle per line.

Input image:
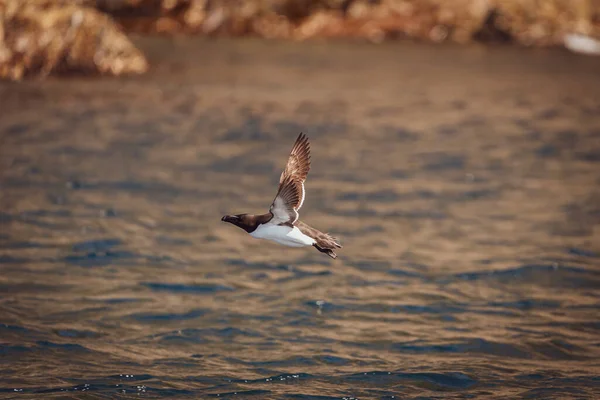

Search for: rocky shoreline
xmin=1 ymin=0 xmax=599 ymax=80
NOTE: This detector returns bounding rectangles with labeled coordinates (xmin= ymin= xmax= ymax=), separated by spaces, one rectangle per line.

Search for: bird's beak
xmin=221 ymin=215 xmax=238 ymax=223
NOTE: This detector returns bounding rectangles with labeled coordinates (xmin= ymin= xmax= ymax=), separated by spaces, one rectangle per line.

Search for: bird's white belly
xmin=250 ymin=224 xmax=315 ymax=247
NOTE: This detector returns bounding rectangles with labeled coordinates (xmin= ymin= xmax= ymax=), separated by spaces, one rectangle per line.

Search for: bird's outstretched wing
xmin=269 ymin=133 xmax=311 ymax=225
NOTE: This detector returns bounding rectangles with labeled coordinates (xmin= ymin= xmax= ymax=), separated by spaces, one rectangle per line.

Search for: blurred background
xmin=1 ymin=1 xmax=600 ymax=399
xmin=1 ymin=0 xmax=600 ymax=79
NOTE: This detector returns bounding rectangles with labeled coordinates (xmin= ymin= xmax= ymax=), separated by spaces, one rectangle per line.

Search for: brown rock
xmin=0 ymin=0 xmax=148 ymax=80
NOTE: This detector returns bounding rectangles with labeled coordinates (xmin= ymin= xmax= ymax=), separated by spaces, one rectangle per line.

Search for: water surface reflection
xmin=0 ymin=38 xmax=599 ymax=399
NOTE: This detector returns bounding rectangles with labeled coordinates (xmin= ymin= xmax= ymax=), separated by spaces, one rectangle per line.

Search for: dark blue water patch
xmin=227 ymin=258 xmax=290 ymax=271
xmin=335 ymin=189 xmax=418 ymax=202
xmin=349 ymin=261 xmax=426 ymax=281
xmin=109 ymin=137 xmax=162 ymax=155
xmin=156 ymin=329 xmax=209 ymax=345
xmin=10 ymin=376 xmax=197 ymax=397
xmin=156 ymin=235 xmax=192 ymax=246
xmin=51 ymin=145 xmax=109 ymax=158
xmin=514 ymin=374 xmax=600 ymax=389
xmin=454 ymin=189 xmax=498 ymax=201
xmin=0 ymin=255 xmax=29 ymax=264
xmin=343 ymin=370 xmax=476 ymax=390
xmin=19 ymin=209 xmax=71 ymax=218
xmin=400 ymin=304 xmax=465 ymax=315
xmin=0 ymin=344 xmax=31 ymax=356
xmin=276 ymin=268 xmax=332 ymax=283
xmin=348 ymin=302 xmax=467 ymax=316
xmin=293 ymin=255 xmax=338 ymax=267
xmin=251 ymin=272 xmax=270 ymax=281
xmin=521 ymin=387 xmax=588 ymax=399
xmin=284 ymin=314 xmax=327 ymax=329
xmin=321 ymin=207 xmax=447 ymax=220
xmin=488 ymin=299 xmax=561 ymax=310
xmin=210 ymin=156 xmax=275 ymax=175
xmin=271 ymin=121 xmax=305 ymax=137
xmin=61 ymin=178 xmax=213 ymax=203
xmin=379 ymin=125 xmax=419 ymax=141
xmin=220 ymin=116 xmax=270 ymax=141
xmin=242 ymin=356 xmax=317 ymax=368
xmin=446 ymin=264 xmax=600 ymax=288
xmin=103 ymin=297 xmax=143 ymax=304
xmin=387 ymin=268 xmax=426 ymax=279
xmin=484 ymin=158 xmax=506 ymax=173
xmin=54 ymin=329 xmax=102 ymax=339
xmin=143 ymin=282 xmax=234 ymax=294
xmin=0 ymin=240 xmax=52 ymax=250
xmin=0 ymin=324 xmax=29 ymax=334
xmin=146 ymin=254 xmax=179 ymax=264
xmin=525 ymin=339 xmax=587 ymax=361
xmin=131 ymin=308 xmax=208 ymax=322
xmin=345 ymin=276 xmax=407 ymax=289
xmin=232 ymin=372 xmax=313 ymax=385
xmin=535 ymin=144 xmax=558 ymax=158
xmin=0 ymin=282 xmax=69 ymax=295
xmin=101 ymin=207 xmax=118 ymax=217
xmin=567 ymin=247 xmax=598 ymax=258
xmin=70 ymin=179 xmax=192 ymax=195
xmin=3 ymin=122 xmax=30 ymax=136
xmin=0 ymin=384 xmax=185 ymax=397
xmin=365 ymin=189 xmax=401 ymax=202
xmin=359 ymin=225 xmax=384 ymax=234
xmin=63 ymin=250 xmax=138 ymax=267
xmin=420 ymin=153 xmax=465 ymax=171
xmin=106 ymin=373 xmax=155 ymax=381
xmin=393 ymin=338 xmax=529 ymax=359
xmin=256 ymin=356 xmax=356 ymax=376
xmin=233 ymin=258 xmax=334 ymax=276
xmin=71 ymin=238 xmax=121 ymax=252
xmin=335 ymin=192 xmax=360 ymax=201
xmin=0 ymin=178 xmax=59 ymax=191
xmin=328 ymin=172 xmax=371 ymax=184
xmin=365 ymin=106 xmax=402 ymax=118
xmin=157 ymin=327 xmax=261 ymax=344
xmin=204 ymin=234 xmax=219 ymax=243
xmin=45 ymin=193 xmax=66 ymax=206
xmin=208 ymin=389 xmax=271 ymax=398
xmin=285 ymin=395 xmax=347 ymax=400
xmin=516 ymin=373 xmax=546 ymax=381
xmin=390 ymin=169 xmax=410 ymax=179
xmin=577 ymin=151 xmax=600 ymax=162
xmin=304 ymin=122 xmax=348 ymax=137
xmin=35 ymin=340 xmax=90 ymax=352
xmin=313 ymin=355 xmax=354 ymax=366
xmin=5 ymin=214 xmax=69 ymax=230
xmin=348 ymin=260 xmax=391 ymax=271
xmin=0 ymin=208 xmax=73 ymax=229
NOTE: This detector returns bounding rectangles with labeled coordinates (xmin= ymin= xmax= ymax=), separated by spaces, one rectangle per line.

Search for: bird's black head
xmin=221 ymin=214 xmax=254 ymax=232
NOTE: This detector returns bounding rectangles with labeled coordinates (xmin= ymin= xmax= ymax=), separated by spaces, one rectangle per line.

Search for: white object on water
xmin=564 ymin=33 xmax=600 ymax=56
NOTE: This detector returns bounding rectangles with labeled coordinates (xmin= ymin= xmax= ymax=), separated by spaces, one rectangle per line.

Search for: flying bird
xmin=221 ymin=133 xmax=342 ymax=259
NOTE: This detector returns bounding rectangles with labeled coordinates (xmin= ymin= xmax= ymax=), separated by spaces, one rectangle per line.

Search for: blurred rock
xmin=0 ymin=0 xmax=148 ymax=80
xmin=96 ymin=0 xmax=600 ymax=48
xmin=492 ymin=0 xmax=600 ymax=47
xmin=1 ymin=0 xmax=599 ymax=81
xmin=5 ymin=1 xmax=600 ymax=44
